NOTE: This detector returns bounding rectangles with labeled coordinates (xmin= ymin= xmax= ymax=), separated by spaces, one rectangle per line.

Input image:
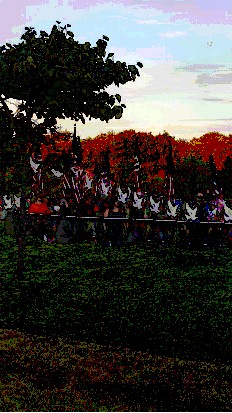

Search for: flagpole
xmin=168 ymin=175 xmax=171 ymax=201
xmin=63 ymin=174 xmax=71 ymax=189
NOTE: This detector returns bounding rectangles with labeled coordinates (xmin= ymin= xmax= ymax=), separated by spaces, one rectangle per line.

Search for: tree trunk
xmin=14 ymin=188 xmax=28 ymax=278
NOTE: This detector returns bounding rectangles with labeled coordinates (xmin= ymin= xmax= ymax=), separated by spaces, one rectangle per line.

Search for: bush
xmin=0 ymin=235 xmax=231 ymax=363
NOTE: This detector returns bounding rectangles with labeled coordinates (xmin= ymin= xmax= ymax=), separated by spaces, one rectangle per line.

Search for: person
xmin=28 ymin=196 xmax=52 ymax=241
xmin=0 ymin=196 xmax=7 ymax=220
xmin=28 ymin=197 xmax=52 ymax=215
xmin=92 ymin=196 xmax=107 ymax=245
xmin=195 ymin=193 xmax=209 ymax=247
xmin=227 ymin=224 xmax=232 ymax=249
xmin=55 ymin=206 xmax=74 ymax=244
xmin=80 ymin=193 xmax=95 ymax=243
xmin=107 ymin=201 xmax=125 ymax=246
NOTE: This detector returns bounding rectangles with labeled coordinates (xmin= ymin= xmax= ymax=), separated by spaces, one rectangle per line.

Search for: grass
xmin=0 ymin=220 xmax=231 ymax=410
xmin=0 ymin=328 xmax=231 ymax=411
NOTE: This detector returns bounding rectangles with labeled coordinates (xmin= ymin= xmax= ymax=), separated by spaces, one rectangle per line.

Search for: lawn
xmin=0 ymin=220 xmax=231 ymax=411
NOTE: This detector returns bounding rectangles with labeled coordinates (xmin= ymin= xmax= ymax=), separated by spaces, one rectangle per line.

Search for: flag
xmin=97 ymin=148 xmax=111 ymax=196
xmin=70 ymin=165 xmax=86 ymax=203
xmin=51 ymin=168 xmax=64 ymax=178
xmin=30 ymin=157 xmax=40 ymax=173
xmin=93 ymin=159 xmax=101 ymax=196
xmin=84 ymin=173 xmax=93 ymax=190
xmin=149 ymin=196 xmax=160 ymax=213
xmin=133 ymin=189 xmax=144 ymax=210
xmin=100 ymin=177 xmax=112 ymax=197
xmin=166 ymin=142 xmax=174 ymax=176
xmin=185 ymin=203 xmax=198 ymax=221
xmin=165 ymin=142 xmax=174 ymax=200
xmin=30 ymin=153 xmax=43 ymax=195
xmin=133 ymin=135 xmax=140 ymax=188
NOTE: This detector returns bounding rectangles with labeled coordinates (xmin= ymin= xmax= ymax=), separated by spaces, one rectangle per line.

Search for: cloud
xmin=136 ymin=19 xmax=168 ymax=24
xmin=201 ymin=98 xmax=232 ymax=103
xmin=177 ymin=64 xmax=225 ymax=73
xmin=180 ymin=118 xmax=232 ymax=122
xmin=135 ymin=46 xmax=173 ymax=59
xmin=141 ymin=0 xmax=232 ymax=25
xmin=0 ymin=0 xmax=49 ymax=43
xmin=109 ymin=46 xmax=173 ymax=63
xmin=200 ymin=124 xmax=232 ymax=133
xmin=159 ymin=31 xmax=188 ymax=38
xmin=196 ymin=72 xmax=232 ymax=85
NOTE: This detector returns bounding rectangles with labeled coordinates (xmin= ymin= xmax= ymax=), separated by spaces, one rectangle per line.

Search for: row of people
xmin=1 ymin=194 xmax=232 ymax=248
xmin=1 ymin=189 xmax=232 ymax=223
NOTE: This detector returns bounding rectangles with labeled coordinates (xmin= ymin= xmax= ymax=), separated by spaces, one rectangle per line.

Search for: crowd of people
xmin=1 ymin=186 xmax=232 ymax=247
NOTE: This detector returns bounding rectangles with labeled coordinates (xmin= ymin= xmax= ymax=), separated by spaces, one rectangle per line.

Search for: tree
xmin=0 ymin=23 xmax=143 ymax=276
xmin=0 ymin=23 xmax=142 ymax=130
xmin=71 ymin=124 xmax=83 ymax=166
xmin=0 ymin=23 xmax=143 ymax=187
xmin=174 ymin=155 xmax=210 ymax=199
xmin=221 ymin=155 xmax=232 ymax=198
xmin=208 ymin=153 xmax=222 ymax=195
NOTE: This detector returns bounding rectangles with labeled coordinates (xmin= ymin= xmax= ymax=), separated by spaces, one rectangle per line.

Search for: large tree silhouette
xmin=0 ymin=22 xmax=142 ymax=276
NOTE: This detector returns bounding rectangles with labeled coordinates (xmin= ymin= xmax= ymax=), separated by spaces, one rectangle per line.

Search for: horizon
xmin=51 ymin=127 xmax=232 ymax=143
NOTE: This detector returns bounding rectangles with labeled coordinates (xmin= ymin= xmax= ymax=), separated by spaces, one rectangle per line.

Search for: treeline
xmin=2 ymin=129 xmax=232 ymax=199
xmin=80 ymin=129 xmax=232 ymax=199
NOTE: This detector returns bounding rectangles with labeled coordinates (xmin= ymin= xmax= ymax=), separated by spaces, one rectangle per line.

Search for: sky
xmin=1 ymin=0 xmax=232 ymax=141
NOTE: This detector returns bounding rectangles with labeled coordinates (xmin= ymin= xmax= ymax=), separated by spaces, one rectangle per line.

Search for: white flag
xmin=30 ymin=157 xmax=40 ymax=173
xmin=185 ymin=203 xmax=198 ymax=221
xmin=167 ymin=200 xmax=178 ymax=217
xmin=224 ymin=203 xmax=232 ymax=222
xmin=85 ymin=174 xmax=93 ymax=190
xmin=118 ymin=186 xmax=128 ymax=204
xmin=150 ymin=197 xmax=160 ymax=213
xmin=13 ymin=195 xmax=21 ymax=208
xmin=133 ymin=191 xmax=143 ymax=209
xmin=3 ymin=195 xmax=12 ymax=210
xmin=51 ymin=168 xmax=64 ymax=178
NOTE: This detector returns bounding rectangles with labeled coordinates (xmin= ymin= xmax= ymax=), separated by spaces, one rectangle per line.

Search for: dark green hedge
xmin=0 ymin=232 xmax=231 ymax=363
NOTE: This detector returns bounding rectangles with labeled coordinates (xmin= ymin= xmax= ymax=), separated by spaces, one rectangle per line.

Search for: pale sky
xmin=1 ymin=0 xmax=232 ymax=141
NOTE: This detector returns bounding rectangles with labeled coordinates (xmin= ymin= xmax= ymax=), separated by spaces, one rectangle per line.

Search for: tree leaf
xmin=114 ymin=105 xmax=123 ymax=119
xmin=115 ymin=94 xmax=121 ymax=103
xmin=67 ymin=31 xmax=74 ymax=38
